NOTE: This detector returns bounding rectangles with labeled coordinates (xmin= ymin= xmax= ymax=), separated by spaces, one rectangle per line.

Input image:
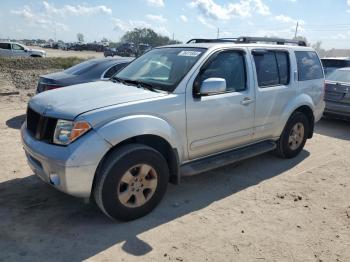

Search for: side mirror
xmin=199 ymin=78 xmax=226 ymax=96
xmin=24 ymin=49 xmax=28 ymax=52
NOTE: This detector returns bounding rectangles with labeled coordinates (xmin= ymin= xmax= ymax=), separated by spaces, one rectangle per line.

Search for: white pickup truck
xmin=0 ymin=42 xmax=46 ymax=58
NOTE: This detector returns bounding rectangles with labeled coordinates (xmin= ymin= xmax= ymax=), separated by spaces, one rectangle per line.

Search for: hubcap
xmin=117 ymin=164 xmax=158 ymax=208
xmin=288 ymin=122 xmax=305 ymax=150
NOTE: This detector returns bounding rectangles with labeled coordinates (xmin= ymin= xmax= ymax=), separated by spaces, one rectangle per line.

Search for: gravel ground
xmin=0 ymin=100 xmax=349 ymax=262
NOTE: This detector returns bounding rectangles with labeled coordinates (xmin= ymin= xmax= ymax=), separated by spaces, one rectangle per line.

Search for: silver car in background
xmin=0 ymin=42 xmax=46 ymax=58
xmin=324 ymin=67 xmax=350 ymax=119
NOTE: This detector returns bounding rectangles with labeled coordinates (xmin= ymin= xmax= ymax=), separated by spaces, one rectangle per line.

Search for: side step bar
xmin=180 ymin=141 xmax=276 ymax=176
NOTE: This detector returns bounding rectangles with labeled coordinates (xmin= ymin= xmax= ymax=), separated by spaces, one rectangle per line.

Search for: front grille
xmin=26 ymin=107 xmax=57 ymax=142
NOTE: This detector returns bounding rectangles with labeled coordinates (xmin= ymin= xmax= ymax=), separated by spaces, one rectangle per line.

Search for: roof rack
xmin=236 ymin=36 xmax=307 ymax=46
xmin=186 ymin=38 xmax=238 ymax=44
xmin=186 ymin=36 xmax=307 ymax=47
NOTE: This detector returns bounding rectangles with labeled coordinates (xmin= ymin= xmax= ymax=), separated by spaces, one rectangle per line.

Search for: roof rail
xmin=186 ymin=36 xmax=307 ymax=47
xmin=186 ymin=38 xmax=237 ymax=44
xmin=236 ymin=36 xmax=307 ymax=46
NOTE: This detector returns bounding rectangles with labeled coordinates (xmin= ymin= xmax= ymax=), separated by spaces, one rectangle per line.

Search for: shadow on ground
xmin=315 ymin=118 xmax=350 ymax=141
xmin=5 ymin=114 xmax=26 ymax=130
xmin=0 ymin=150 xmax=310 ymax=261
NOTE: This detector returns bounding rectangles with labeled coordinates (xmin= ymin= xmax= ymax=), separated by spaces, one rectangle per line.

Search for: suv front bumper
xmin=21 ymin=123 xmax=111 ymax=198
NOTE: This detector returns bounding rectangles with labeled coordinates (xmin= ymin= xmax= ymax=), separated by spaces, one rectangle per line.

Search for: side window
xmin=253 ymin=51 xmax=279 ymax=87
xmin=295 ymin=51 xmax=323 ymax=81
xmin=103 ymin=63 xmax=127 ymax=79
xmin=253 ymin=50 xmax=290 ymax=87
xmin=199 ymin=50 xmax=246 ymax=92
xmin=12 ymin=44 xmax=25 ymax=51
xmin=0 ymin=43 xmax=11 ymax=50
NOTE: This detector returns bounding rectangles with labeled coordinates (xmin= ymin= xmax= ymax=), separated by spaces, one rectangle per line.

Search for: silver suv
xmin=21 ymin=37 xmax=325 ymax=221
xmin=0 ymin=42 xmax=46 ymax=58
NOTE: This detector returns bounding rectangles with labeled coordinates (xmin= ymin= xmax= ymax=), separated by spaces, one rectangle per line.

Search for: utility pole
xmin=172 ymin=33 xmax=174 ymax=41
xmin=294 ymin=21 xmax=299 ymax=39
xmin=217 ymin=28 xmax=220 ymax=39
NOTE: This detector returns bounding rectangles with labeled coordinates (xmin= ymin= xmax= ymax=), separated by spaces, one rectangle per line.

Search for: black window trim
xmin=252 ymin=49 xmax=291 ymax=88
xmin=193 ymin=48 xmax=248 ymax=97
xmin=101 ymin=62 xmax=127 ymax=79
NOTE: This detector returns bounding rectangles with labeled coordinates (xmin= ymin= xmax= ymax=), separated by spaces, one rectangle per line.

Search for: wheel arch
xmin=275 ymin=94 xmax=315 ymax=139
xmin=91 ymin=134 xmax=180 ymax=199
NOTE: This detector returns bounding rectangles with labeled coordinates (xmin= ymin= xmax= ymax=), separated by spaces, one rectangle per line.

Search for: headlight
xmin=53 ymin=120 xmax=91 ymax=145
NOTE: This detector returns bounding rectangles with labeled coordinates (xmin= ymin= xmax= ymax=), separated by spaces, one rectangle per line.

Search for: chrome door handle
xmin=241 ymin=97 xmax=254 ymax=105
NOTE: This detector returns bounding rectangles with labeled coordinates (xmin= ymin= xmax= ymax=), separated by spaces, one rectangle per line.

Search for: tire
xmin=94 ymin=144 xmax=169 ymax=221
xmin=275 ymin=112 xmax=309 ymax=159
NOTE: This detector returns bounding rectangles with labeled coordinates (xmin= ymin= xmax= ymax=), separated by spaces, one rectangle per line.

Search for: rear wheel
xmin=276 ymin=112 xmax=309 ymax=159
xmin=94 ymin=144 xmax=169 ymax=221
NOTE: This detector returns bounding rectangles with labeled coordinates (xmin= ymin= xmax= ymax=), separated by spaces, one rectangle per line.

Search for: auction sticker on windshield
xmin=178 ymin=51 xmax=202 ymax=57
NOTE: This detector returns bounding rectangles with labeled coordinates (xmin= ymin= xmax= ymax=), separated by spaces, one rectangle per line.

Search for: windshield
xmin=326 ymin=69 xmax=350 ymax=83
xmin=116 ymin=47 xmax=206 ymax=92
xmin=64 ymin=60 xmax=98 ymax=75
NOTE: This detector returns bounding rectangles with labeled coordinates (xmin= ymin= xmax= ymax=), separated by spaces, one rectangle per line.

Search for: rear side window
xmin=0 ymin=43 xmax=11 ymax=50
xmin=253 ymin=50 xmax=290 ymax=87
xmin=295 ymin=51 xmax=323 ymax=81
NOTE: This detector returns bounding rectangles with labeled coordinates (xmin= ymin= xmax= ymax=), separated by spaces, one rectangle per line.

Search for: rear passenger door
xmin=251 ymin=49 xmax=297 ymax=140
xmin=0 ymin=43 xmax=12 ymax=57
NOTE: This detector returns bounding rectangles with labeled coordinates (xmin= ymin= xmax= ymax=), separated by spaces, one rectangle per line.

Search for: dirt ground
xmin=28 ymin=46 xmax=104 ymax=59
xmin=0 ymin=91 xmax=349 ymax=262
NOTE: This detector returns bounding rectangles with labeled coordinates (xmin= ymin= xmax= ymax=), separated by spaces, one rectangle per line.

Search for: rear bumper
xmin=21 ymin=122 xmax=111 ymax=198
xmin=324 ymin=101 xmax=350 ymax=118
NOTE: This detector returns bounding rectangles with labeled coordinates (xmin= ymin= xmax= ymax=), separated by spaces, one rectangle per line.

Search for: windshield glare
xmin=326 ymin=69 xmax=350 ymax=83
xmin=116 ymin=47 xmax=206 ymax=92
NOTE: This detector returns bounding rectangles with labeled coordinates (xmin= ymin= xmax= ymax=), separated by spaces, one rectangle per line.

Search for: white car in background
xmin=0 ymin=42 xmax=46 ymax=58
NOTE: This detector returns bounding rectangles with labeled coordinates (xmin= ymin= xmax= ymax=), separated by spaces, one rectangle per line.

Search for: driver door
xmin=186 ymin=49 xmax=255 ymax=159
xmin=11 ymin=44 xmax=27 ymax=57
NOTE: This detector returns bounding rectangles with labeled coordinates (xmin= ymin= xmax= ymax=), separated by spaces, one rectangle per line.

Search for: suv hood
xmin=29 ymin=81 xmax=167 ymax=120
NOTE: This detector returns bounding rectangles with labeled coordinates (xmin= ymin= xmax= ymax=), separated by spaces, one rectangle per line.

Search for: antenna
xmin=294 ymin=21 xmax=299 ymax=39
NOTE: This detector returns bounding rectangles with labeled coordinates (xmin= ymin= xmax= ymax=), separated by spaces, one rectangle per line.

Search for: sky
xmin=1 ymin=0 xmax=350 ymax=49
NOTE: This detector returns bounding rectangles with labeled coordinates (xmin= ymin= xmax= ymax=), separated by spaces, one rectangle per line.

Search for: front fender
xmin=273 ymin=93 xmax=315 ymax=138
xmin=95 ymin=115 xmax=185 ymax=162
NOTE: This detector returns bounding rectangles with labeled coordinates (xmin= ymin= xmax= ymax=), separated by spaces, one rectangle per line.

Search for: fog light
xmin=49 ymin=173 xmax=60 ymax=186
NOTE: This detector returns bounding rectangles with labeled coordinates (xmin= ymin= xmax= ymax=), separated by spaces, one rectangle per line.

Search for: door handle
xmin=241 ymin=97 xmax=254 ymax=105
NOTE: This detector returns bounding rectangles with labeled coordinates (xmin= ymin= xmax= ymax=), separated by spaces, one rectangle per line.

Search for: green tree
xmin=120 ymin=28 xmax=181 ymax=47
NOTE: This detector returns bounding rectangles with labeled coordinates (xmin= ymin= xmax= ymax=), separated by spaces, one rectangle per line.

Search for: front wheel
xmin=275 ymin=112 xmax=309 ymax=159
xmin=93 ymin=144 xmax=169 ymax=221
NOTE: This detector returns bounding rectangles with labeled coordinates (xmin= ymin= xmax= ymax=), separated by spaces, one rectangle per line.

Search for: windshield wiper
xmin=111 ymin=76 xmax=127 ymax=85
xmin=112 ymin=77 xmax=166 ymax=93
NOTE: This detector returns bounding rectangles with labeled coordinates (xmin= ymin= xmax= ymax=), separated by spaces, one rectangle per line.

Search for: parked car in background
xmin=116 ymin=43 xmax=135 ymax=57
xmin=36 ymin=57 xmax=133 ymax=93
xmin=321 ymin=57 xmax=350 ymax=76
xmin=324 ymin=67 xmax=350 ymax=119
xmin=104 ymin=48 xmax=118 ymax=57
xmin=135 ymin=44 xmax=152 ymax=57
xmin=22 ymin=36 xmax=325 ymax=221
xmin=0 ymin=42 xmax=46 ymax=58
